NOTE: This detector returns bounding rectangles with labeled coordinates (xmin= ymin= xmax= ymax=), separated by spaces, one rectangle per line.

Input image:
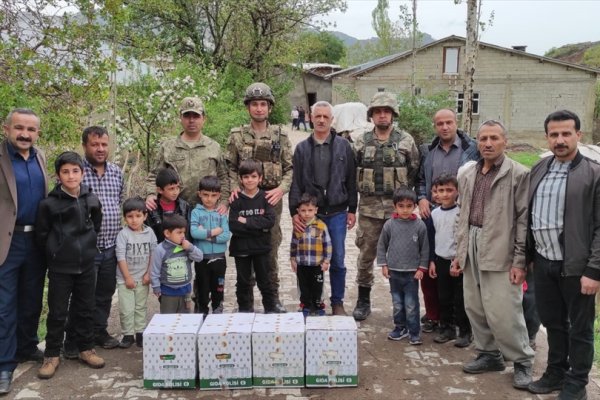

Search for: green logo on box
xmin=159 ymin=354 xmax=176 ymax=360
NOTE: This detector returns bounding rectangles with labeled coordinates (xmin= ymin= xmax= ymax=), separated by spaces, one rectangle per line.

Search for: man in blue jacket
xmin=526 ymin=110 xmax=600 ymax=400
xmin=289 ymin=101 xmax=357 ymax=316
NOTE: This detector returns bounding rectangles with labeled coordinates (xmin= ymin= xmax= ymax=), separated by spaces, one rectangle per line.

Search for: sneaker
xmin=38 ymin=357 xmax=60 ymax=379
xmin=119 ymin=335 xmax=135 ymax=349
xmin=454 ymin=333 xmax=473 ymax=348
xmin=409 ymin=336 xmax=423 ymax=345
xmin=62 ymin=340 xmax=79 ymax=360
xmin=135 ymin=332 xmax=143 ymax=348
xmin=513 ymin=363 xmax=532 ymax=390
xmin=463 ymin=353 xmax=506 ymax=374
xmin=331 ymin=303 xmax=347 ymax=316
xmin=527 ymin=371 xmax=565 ymax=394
xmin=387 ymin=327 xmax=409 ymax=341
xmin=302 ymin=308 xmax=310 ymax=317
xmin=317 ymin=308 xmax=326 ymax=316
xmin=79 ymin=350 xmax=105 ymax=369
xmin=94 ymin=333 xmax=119 ymax=349
xmin=434 ymin=327 xmax=456 ymax=343
xmin=421 ymin=319 xmax=438 ymax=333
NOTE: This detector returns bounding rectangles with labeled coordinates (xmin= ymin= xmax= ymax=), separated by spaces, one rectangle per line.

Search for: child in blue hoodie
xmin=190 ymin=176 xmax=231 ymax=315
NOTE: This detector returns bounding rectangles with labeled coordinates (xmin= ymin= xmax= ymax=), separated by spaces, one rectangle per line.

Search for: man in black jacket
xmin=289 ymin=101 xmax=357 ymax=316
xmin=526 ymin=110 xmax=600 ymax=400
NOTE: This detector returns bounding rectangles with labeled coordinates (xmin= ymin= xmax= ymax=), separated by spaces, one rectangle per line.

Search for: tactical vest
xmin=238 ymin=125 xmax=283 ymax=189
xmin=357 ymin=130 xmax=410 ymax=196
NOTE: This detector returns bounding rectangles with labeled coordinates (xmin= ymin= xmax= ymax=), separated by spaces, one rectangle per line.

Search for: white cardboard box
xmin=143 ymin=313 xmax=204 ymax=389
xmin=198 ymin=313 xmax=254 ymax=390
xmin=305 ymin=316 xmax=358 ymax=387
xmin=252 ymin=312 xmax=305 ymax=387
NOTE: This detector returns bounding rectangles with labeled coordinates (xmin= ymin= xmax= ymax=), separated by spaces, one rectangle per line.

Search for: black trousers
xmin=194 ymin=258 xmax=227 ymax=314
xmin=45 ymin=265 xmax=96 ymax=357
xmin=522 ymin=272 xmax=540 ymax=340
xmin=534 ymin=252 xmax=595 ymax=389
xmin=234 ymin=254 xmax=276 ymax=312
xmin=297 ymin=265 xmax=324 ymax=311
xmin=435 ymin=256 xmax=470 ymax=334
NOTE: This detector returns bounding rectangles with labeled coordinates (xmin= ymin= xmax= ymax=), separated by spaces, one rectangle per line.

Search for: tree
xmin=461 ymin=0 xmax=479 ymax=133
xmin=121 ymin=0 xmax=346 ymax=76
xmin=344 ymin=1 xmax=421 ymax=67
xmin=296 ymin=31 xmax=346 ymax=64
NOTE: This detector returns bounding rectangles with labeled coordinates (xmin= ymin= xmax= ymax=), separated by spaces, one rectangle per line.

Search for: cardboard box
xmin=198 ymin=313 xmax=255 ymax=390
xmin=143 ymin=313 xmax=203 ymax=389
xmin=305 ymin=316 xmax=358 ymax=387
xmin=252 ymin=312 xmax=305 ymax=387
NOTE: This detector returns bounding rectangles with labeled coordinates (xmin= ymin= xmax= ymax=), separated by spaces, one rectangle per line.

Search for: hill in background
xmin=545 ymin=41 xmax=600 ymax=69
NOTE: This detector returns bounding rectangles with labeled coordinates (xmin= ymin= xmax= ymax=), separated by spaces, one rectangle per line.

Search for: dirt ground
xmin=7 ymin=128 xmax=600 ymax=399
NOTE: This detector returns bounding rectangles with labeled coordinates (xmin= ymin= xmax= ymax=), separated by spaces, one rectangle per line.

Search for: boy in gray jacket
xmin=151 ymin=214 xmax=203 ymax=313
xmin=377 ymin=188 xmax=429 ymax=345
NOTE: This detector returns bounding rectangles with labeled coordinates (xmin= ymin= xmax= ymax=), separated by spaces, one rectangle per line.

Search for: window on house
xmin=377 ymin=88 xmax=385 ymax=92
xmin=414 ymin=87 xmax=421 ymax=96
xmin=457 ymin=92 xmax=480 ymax=114
xmin=443 ymin=47 xmax=460 ymax=74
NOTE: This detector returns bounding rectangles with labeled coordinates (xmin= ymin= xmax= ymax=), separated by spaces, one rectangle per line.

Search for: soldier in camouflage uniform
xmin=224 ymin=83 xmax=293 ymax=313
xmin=352 ymin=92 xmax=420 ymax=321
xmin=145 ymin=97 xmax=229 ymax=212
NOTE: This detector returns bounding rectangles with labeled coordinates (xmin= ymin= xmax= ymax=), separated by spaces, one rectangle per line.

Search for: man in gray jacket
xmin=453 ymin=120 xmax=534 ymax=390
xmin=526 ymin=110 xmax=600 ymax=400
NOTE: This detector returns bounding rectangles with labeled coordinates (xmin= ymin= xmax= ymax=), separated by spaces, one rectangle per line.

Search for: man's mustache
xmin=16 ymin=136 xmax=32 ymax=143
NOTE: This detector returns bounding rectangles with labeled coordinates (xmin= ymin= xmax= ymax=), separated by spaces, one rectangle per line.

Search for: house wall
xmin=332 ymin=39 xmax=598 ymax=148
xmin=288 ymin=74 xmax=333 ymax=110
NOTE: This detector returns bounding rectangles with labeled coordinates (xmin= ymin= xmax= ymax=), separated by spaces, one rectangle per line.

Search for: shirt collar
xmin=6 ymin=141 xmax=36 ymax=160
xmin=435 ymin=134 xmax=461 ymax=150
xmin=312 ymin=132 xmax=332 ymax=145
xmin=476 ymin=154 xmax=505 ymax=171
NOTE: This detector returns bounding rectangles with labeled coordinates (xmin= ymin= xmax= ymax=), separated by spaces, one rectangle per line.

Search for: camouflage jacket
xmin=224 ymin=124 xmax=293 ymax=193
xmin=146 ymin=133 xmax=230 ymax=208
xmin=353 ymin=128 xmax=420 ymax=219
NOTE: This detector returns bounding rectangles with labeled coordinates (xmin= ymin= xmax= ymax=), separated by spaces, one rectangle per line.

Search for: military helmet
xmin=367 ymin=92 xmax=399 ymax=118
xmin=244 ymin=82 xmax=275 ymax=106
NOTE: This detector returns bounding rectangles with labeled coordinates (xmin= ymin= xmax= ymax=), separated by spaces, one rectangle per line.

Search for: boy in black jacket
xmin=229 ymin=159 xmax=277 ymax=313
xmin=35 ymin=152 xmax=105 ymax=380
xmin=147 ymin=168 xmax=191 ymax=243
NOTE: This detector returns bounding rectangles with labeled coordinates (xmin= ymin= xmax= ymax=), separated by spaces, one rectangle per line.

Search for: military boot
xmin=352 ymin=286 xmax=371 ymax=321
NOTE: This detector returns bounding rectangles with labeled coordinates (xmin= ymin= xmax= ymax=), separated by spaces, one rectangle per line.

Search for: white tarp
xmin=332 ymin=102 xmax=373 ymax=142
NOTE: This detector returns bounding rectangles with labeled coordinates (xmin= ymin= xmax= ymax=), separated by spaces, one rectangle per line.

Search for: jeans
xmin=93 ymin=246 xmax=117 ymax=335
xmin=534 ymin=252 xmax=595 ymax=389
xmin=389 ymin=270 xmax=420 ymax=338
xmin=320 ymin=212 xmax=347 ymax=306
xmin=0 ymin=232 xmax=46 ymax=372
xmin=46 ymin=266 xmax=96 ymax=357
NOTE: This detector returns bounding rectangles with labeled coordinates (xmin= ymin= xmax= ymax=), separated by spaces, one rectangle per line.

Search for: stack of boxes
xmin=143 ymin=313 xmax=358 ymax=390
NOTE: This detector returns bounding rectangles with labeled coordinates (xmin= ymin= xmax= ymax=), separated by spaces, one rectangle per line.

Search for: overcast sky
xmin=320 ymin=0 xmax=600 ymax=56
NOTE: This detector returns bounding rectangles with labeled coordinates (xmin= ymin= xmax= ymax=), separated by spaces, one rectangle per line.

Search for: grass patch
xmin=507 ymin=151 xmax=541 ymax=168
